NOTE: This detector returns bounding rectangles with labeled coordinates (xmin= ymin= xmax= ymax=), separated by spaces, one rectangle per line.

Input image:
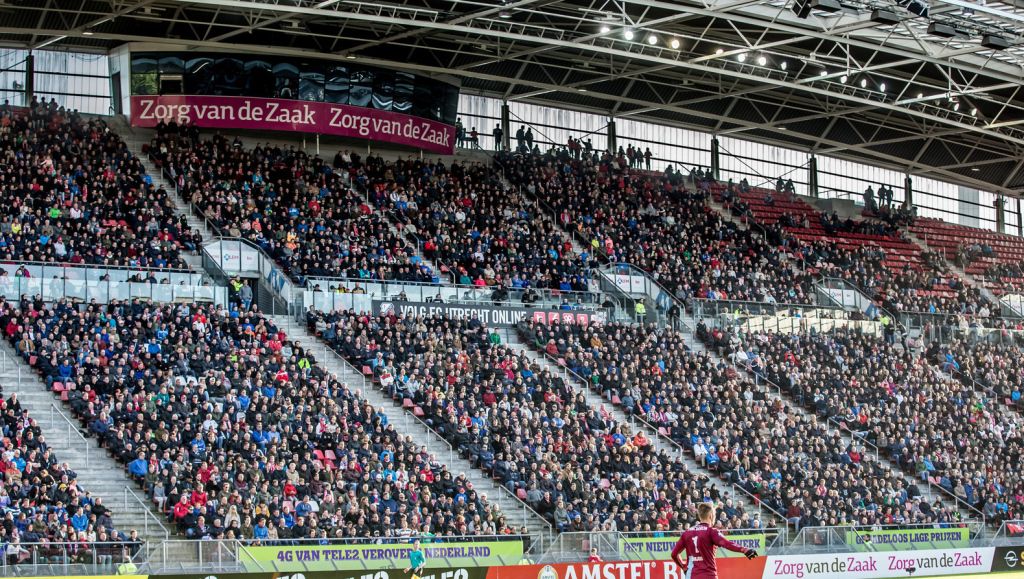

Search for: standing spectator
xmin=240 ymin=281 xmax=253 ymax=311
xmin=493 ymin=124 xmax=503 ymax=150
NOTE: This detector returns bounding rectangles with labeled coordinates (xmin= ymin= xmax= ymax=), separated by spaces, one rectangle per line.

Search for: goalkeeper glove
xmin=744 ymin=549 xmax=758 ymax=560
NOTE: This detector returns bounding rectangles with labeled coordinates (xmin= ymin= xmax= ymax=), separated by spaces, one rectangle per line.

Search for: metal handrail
xmin=49 ymin=403 xmax=90 ymax=467
xmin=123 ymin=486 xmax=170 ymax=541
xmin=727 ymin=333 xmax=987 ymax=525
xmin=495 ymin=484 xmax=554 ymax=536
xmin=272 ymin=315 xmax=548 ymax=533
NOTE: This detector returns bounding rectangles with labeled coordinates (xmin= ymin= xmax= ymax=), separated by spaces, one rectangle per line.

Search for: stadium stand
xmin=304 ymin=308 xmax=759 ymax=532
xmin=504 ymin=151 xmax=815 ymax=305
xmin=381 ymin=160 xmax=592 ymax=292
xmin=934 ymin=337 xmax=1024 ymax=415
xmin=148 ymin=127 xmax=434 ymax=284
xmin=713 ymin=326 xmax=1023 ymax=525
xmin=0 ymin=103 xmax=196 ymax=268
xmin=1 ymin=297 xmax=509 ymax=540
xmin=519 ymin=320 xmax=956 ymax=528
xmin=0 ymin=357 xmax=139 ymax=565
xmin=710 ymin=182 xmax=988 ymax=317
xmin=911 ymin=217 xmax=1024 ymax=297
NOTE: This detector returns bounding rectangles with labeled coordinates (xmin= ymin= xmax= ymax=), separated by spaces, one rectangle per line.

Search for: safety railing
xmin=306 ymin=276 xmax=604 ymax=311
xmin=540 ymin=528 xmax=781 ymax=564
xmin=123 ymin=486 xmax=171 ymax=542
xmin=50 ymin=403 xmax=91 ymax=467
xmin=0 ymin=540 xmax=145 ymax=577
xmin=0 ymin=272 xmax=222 ymax=305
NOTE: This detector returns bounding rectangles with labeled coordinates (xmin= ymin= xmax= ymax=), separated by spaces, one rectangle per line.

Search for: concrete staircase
xmin=268 ymin=315 xmax=553 ymax=537
xmin=0 ymin=344 xmax=198 ymax=567
xmin=503 ymin=331 xmax=768 ymax=524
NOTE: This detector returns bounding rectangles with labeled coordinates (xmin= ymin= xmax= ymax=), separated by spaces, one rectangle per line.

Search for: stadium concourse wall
xmin=16 ymin=547 xmax=1024 ymax=579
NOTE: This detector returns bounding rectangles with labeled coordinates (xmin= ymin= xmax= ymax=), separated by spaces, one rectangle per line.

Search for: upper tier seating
xmin=150 ymin=128 xmax=434 ymax=284
xmin=505 ymin=151 xmax=815 ymax=305
xmin=912 ymin=218 xmax=1024 ymax=297
xmin=0 ymin=102 xmax=195 ymax=268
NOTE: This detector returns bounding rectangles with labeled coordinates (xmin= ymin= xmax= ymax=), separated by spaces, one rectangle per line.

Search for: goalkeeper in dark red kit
xmin=670 ymin=503 xmax=758 ymax=579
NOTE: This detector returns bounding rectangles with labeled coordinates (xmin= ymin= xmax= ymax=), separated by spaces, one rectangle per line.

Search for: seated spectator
xmin=307 ymin=308 xmax=757 ymax=532
xmin=0 ymin=106 xmax=189 ymax=268
xmin=1 ymin=296 xmax=507 ymax=539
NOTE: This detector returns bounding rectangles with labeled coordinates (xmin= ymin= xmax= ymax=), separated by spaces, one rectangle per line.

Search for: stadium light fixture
xmin=840 ymin=74 xmax=848 ymax=83
xmin=780 ymin=61 xmax=788 ymax=70
xmin=737 ymin=53 xmax=747 ymax=62
xmin=757 ymin=55 xmax=768 ymax=66
xmin=860 ymin=78 xmax=868 ymax=88
xmin=498 ymin=10 xmax=511 ymax=18
xmin=879 ymin=82 xmax=887 ymax=91
xmin=953 ymin=101 xmax=960 ymax=111
xmin=971 ymin=107 xmax=977 ymax=116
xmin=647 ymin=34 xmax=658 ymax=45
xmin=820 ymin=69 xmax=828 ymax=76
xmin=715 ymin=48 xmax=724 ymax=55
xmin=600 ymin=25 xmax=611 ymax=33
xmin=624 ymin=29 xmax=635 ymax=40
xmin=669 ymin=38 xmax=680 ymax=49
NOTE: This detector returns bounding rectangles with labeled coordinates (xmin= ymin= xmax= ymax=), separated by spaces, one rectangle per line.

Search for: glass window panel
xmin=298 ymin=61 xmax=324 ymax=102
xmin=349 ymin=68 xmax=374 ymax=107
xmin=371 ymin=69 xmax=394 ymax=110
xmin=272 ymin=62 xmax=299 ymax=99
xmin=244 ymin=59 xmax=275 ymax=98
xmin=158 ymin=56 xmax=184 ymax=75
xmin=185 ymin=57 xmax=214 ymax=94
xmin=325 ymin=65 xmax=350 ymax=104
xmin=212 ymin=57 xmax=245 ymax=96
xmin=393 ymin=71 xmax=413 ymax=113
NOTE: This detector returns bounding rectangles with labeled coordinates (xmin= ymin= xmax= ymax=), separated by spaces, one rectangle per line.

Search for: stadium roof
xmin=4 ymin=0 xmax=1024 ymax=194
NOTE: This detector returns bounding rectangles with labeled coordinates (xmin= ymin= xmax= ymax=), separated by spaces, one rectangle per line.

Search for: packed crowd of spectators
xmin=800 ymin=240 xmax=991 ymax=317
xmin=932 ymin=338 xmax=1024 ymax=414
xmin=149 ymin=125 xmax=433 ymax=284
xmin=381 ymin=160 xmax=591 ymax=291
xmin=0 ymin=99 xmax=195 ymax=269
xmin=503 ymin=151 xmax=815 ymax=306
xmin=0 ymin=346 xmax=140 ymax=566
xmin=521 ymin=320 xmax=947 ymax=529
xmin=715 ymin=326 xmax=1022 ymax=524
xmin=306 ymin=308 xmax=757 ymax=532
xmin=2 ymin=297 xmax=506 ymax=540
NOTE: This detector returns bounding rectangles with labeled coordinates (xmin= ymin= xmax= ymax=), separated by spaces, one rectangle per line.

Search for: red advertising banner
xmin=486 ymin=559 xmax=767 ymax=579
xmin=130 ymin=95 xmax=455 ymax=154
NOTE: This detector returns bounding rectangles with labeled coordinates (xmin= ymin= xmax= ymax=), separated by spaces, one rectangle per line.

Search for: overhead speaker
xmin=927 ymin=21 xmax=957 ymax=38
xmin=982 ymin=34 xmax=1010 ymax=50
xmin=811 ymin=0 xmax=842 ymax=12
xmin=871 ymin=9 xmax=901 ymax=24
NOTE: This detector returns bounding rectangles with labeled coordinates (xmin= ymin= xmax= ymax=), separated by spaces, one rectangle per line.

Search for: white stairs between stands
xmin=503 ymin=332 xmax=766 ymax=524
xmin=269 ymin=315 xmax=553 ymax=538
xmin=0 ymin=343 xmax=199 ymax=568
